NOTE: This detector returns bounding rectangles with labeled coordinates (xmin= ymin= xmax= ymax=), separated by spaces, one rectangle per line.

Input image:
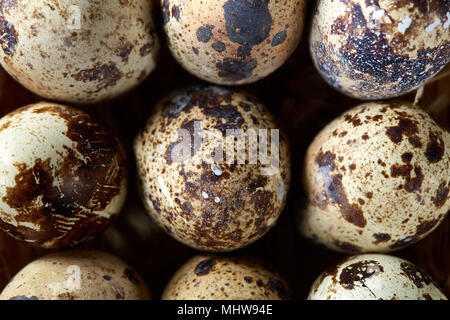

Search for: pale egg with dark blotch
xmin=0 ymin=0 xmax=159 ymax=104
xmin=0 ymin=102 xmax=127 ymax=249
xmin=162 ymin=0 xmax=307 ymax=85
xmin=310 ymin=0 xmax=450 ymax=99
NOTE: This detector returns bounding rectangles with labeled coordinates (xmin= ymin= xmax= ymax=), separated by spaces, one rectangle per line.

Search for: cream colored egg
xmin=0 ymin=102 xmax=127 ymax=249
xmin=308 ymin=254 xmax=447 ymax=300
xmin=162 ymin=255 xmax=290 ymax=300
xmin=299 ymin=101 xmax=450 ymax=253
xmin=134 ymin=85 xmax=291 ymax=251
xmin=310 ymin=0 xmax=450 ymax=100
xmin=0 ymin=0 xmax=159 ymax=104
xmin=162 ymin=0 xmax=307 ymax=85
xmin=0 ymin=250 xmax=150 ymax=300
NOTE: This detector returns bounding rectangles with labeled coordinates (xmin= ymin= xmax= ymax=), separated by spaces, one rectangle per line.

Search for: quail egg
xmin=299 ymin=101 xmax=450 ymax=253
xmin=134 ymin=85 xmax=291 ymax=251
xmin=308 ymin=254 xmax=447 ymax=300
xmin=0 ymin=102 xmax=127 ymax=248
xmin=162 ymin=255 xmax=290 ymax=300
xmin=162 ymin=0 xmax=307 ymax=85
xmin=310 ymin=0 xmax=450 ymax=99
xmin=0 ymin=250 xmax=150 ymax=300
xmin=0 ymin=0 xmax=159 ymax=104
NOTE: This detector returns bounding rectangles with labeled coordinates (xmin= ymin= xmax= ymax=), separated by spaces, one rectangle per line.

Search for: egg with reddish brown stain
xmin=162 ymin=0 xmax=307 ymax=85
xmin=310 ymin=0 xmax=450 ymax=100
xmin=0 ymin=0 xmax=159 ymax=104
xmin=0 ymin=102 xmax=127 ymax=249
xmin=0 ymin=250 xmax=151 ymax=300
xmin=134 ymin=85 xmax=291 ymax=252
xmin=299 ymin=101 xmax=450 ymax=253
xmin=308 ymin=254 xmax=447 ymax=300
xmin=162 ymin=255 xmax=290 ymax=300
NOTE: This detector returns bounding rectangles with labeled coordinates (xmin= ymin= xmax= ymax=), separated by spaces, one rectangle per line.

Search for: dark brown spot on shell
xmin=373 ymin=233 xmax=391 ymax=244
xmin=314 ymin=151 xmax=367 ymax=228
xmin=216 ymin=58 xmax=257 ymax=82
xmin=73 ymin=62 xmax=122 ymax=92
xmin=432 ymin=182 xmax=449 ymax=208
xmin=196 ymin=24 xmax=214 ymax=43
xmin=271 ymin=30 xmax=287 ymax=47
xmin=223 ymin=0 xmax=272 ymax=49
xmin=171 ymin=5 xmax=180 ymax=21
xmin=400 ymin=262 xmax=433 ymax=289
xmin=425 ymin=132 xmax=444 ymax=163
xmin=195 ymin=258 xmax=216 ymax=276
xmin=116 ymin=39 xmax=133 ymax=62
xmin=339 ymin=260 xmax=384 ymax=290
xmin=386 ymin=117 xmax=419 ymax=145
xmin=268 ymin=278 xmax=289 ymax=299
xmin=9 ymin=296 xmax=39 ymax=300
xmin=123 ymin=268 xmax=140 ymax=285
xmin=390 ymin=153 xmax=423 ymax=193
xmin=140 ymin=43 xmax=154 ymax=57
xmin=0 ymin=16 xmax=18 ymax=56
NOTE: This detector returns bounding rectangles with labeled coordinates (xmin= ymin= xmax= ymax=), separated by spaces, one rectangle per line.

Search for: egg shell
xmin=0 ymin=0 xmax=159 ymax=104
xmin=162 ymin=255 xmax=290 ymax=300
xmin=299 ymin=101 xmax=450 ymax=253
xmin=0 ymin=102 xmax=127 ymax=249
xmin=308 ymin=254 xmax=447 ymax=300
xmin=310 ymin=0 xmax=450 ymax=100
xmin=0 ymin=250 xmax=151 ymax=300
xmin=162 ymin=0 xmax=307 ymax=85
xmin=134 ymin=85 xmax=291 ymax=252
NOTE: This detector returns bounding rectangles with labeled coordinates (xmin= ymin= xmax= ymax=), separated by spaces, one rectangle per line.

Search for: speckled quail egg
xmin=299 ymin=101 xmax=450 ymax=253
xmin=0 ymin=250 xmax=150 ymax=300
xmin=308 ymin=254 xmax=447 ymax=300
xmin=162 ymin=0 xmax=307 ymax=85
xmin=134 ymin=85 xmax=291 ymax=252
xmin=310 ymin=0 xmax=450 ymax=100
xmin=162 ymin=255 xmax=290 ymax=300
xmin=0 ymin=0 xmax=159 ymax=104
xmin=0 ymin=102 xmax=127 ymax=249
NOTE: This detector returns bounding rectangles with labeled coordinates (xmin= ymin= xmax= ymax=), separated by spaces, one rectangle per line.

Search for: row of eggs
xmin=0 ymin=1 xmax=448 ymax=103
xmin=0 ymin=249 xmax=446 ymax=300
